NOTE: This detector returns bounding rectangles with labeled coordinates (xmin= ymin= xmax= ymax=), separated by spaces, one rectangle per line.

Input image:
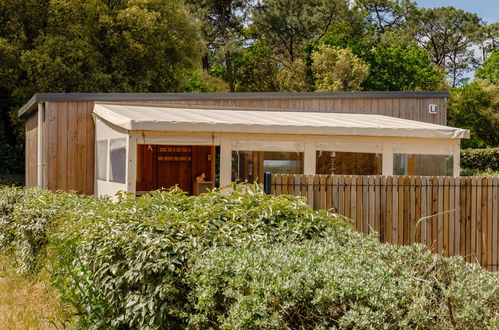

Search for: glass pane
xmin=232 ymin=151 xmax=303 ymax=182
xmin=393 ymin=154 xmax=453 ymax=176
xmin=316 ymin=151 xmax=382 ymax=175
xmin=109 ymin=138 xmax=127 ymax=183
xmin=96 ymin=140 xmax=107 ymax=181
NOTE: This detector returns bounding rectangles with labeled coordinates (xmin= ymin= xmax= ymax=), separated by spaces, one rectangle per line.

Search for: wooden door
xmin=137 ymin=145 xmax=216 ymax=195
xmin=156 ymin=146 xmax=192 ymax=193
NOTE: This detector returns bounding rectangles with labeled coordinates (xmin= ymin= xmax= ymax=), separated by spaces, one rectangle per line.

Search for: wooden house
xmin=18 ymin=92 xmax=468 ymax=196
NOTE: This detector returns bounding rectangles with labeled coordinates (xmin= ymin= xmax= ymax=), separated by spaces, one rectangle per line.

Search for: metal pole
xmin=264 ymin=172 xmax=271 ymax=194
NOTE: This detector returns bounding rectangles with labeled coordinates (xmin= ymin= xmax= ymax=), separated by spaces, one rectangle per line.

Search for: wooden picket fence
xmin=269 ymin=174 xmax=499 ymax=271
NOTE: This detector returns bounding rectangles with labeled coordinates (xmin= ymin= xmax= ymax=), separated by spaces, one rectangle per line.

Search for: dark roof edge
xmin=18 ymin=91 xmax=450 ymax=118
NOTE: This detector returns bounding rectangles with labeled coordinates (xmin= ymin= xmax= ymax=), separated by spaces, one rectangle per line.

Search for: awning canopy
xmin=93 ymin=103 xmax=469 ymax=139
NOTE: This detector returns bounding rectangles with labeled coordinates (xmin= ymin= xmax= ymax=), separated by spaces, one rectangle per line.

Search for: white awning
xmin=93 ymin=103 xmax=469 ymax=139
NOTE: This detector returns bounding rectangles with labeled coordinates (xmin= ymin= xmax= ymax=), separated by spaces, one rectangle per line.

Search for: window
xmin=96 ymin=140 xmax=108 ymax=181
xmin=232 ymin=151 xmax=303 ymax=182
xmin=316 ymin=151 xmax=382 ymax=175
xmin=109 ymin=138 xmax=127 ymax=183
xmin=393 ymin=154 xmax=453 ymax=176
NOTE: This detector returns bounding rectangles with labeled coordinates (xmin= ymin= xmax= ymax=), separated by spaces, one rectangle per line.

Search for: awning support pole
xmin=453 ymin=142 xmax=460 ymax=177
xmin=219 ymin=137 xmax=231 ymax=186
xmin=382 ymin=140 xmax=394 ymax=175
xmin=303 ymin=139 xmax=316 ymax=175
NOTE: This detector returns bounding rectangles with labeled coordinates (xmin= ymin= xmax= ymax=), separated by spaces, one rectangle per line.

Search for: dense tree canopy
xmin=185 ymin=0 xmax=248 ymax=92
xmin=311 ymin=45 xmax=369 ymax=92
xmin=448 ymin=80 xmax=499 ymax=148
xmin=360 ymin=44 xmax=445 ymax=91
xmin=251 ymin=0 xmax=349 ymax=66
xmin=410 ymin=7 xmax=482 ymax=87
xmin=0 ymin=0 xmax=201 ymax=148
xmin=476 ymin=50 xmax=499 ymax=83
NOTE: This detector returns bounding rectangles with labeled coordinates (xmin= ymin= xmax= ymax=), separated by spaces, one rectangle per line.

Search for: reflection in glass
xmin=316 ymin=151 xmax=382 ymax=175
xmin=232 ymin=151 xmax=303 ymax=182
xmin=393 ymin=154 xmax=453 ymax=176
xmin=96 ymin=140 xmax=107 ymax=181
xmin=109 ymin=138 xmax=127 ymax=183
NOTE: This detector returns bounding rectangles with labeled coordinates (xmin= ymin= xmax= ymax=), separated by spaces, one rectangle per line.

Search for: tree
xmin=186 ymin=0 xmax=248 ymax=92
xmin=311 ymin=45 xmax=369 ymax=91
xmin=233 ymin=41 xmax=279 ymax=92
xmin=0 ymin=0 xmax=202 ymax=161
xmin=277 ymin=59 xmax=310 ymax=92
xmin=19 ymin=0 xmax=202 ymax=95
xmin=448 ymin=80 xmax=499 ymax=148
xmin=410 ymin=7 xmax=483 ymax=87
xmin=476 ymin=50 xmax=499 ymax=83
xmin=475 ymin=22 xmax=499 ymax=63
xmin=0 ymin=0 xmax=50 ymax=146
xmin=360 ymin=44 xmax=445 ymax=91
xmin=251 ymin=0 xmax=349 ymax=66
xmin=354 ymin=0 xmax=416 ymax=36
xmin=318 ymin=2 xmax=445 ymax=92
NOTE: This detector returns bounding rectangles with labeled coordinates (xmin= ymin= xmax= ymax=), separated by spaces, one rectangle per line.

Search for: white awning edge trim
xmin=232 ymin=140 xmax=305 ymax=152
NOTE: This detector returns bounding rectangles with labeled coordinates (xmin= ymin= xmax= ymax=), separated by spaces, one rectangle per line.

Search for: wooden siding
xmin=25 ymin=112 xmax=38 ymax=187
xmin=120 ymin=97 xmax=446 ymax=125
xmin=42 ymin=101 xmax=94 ymax=194
xmin=270 ymin=174 xmax=499 ymax=271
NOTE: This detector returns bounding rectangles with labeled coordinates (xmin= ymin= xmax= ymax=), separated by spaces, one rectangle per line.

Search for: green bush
xmin=189 ymin=230 xmax=499 ymax=329
xmin=461 ymin=147 xmax=499 ymax=173
xmin=460 ymin=167 xmax=499 ymax=177
xmin=0 ymin=186 xmax=25 ymax=251
xmin=3 ymin=185 xmax=342 ymax=327
xmin=51 ymin=185 xmax=344 ymax=328
xmin=0 ymin=186 xmax=86 ymax=273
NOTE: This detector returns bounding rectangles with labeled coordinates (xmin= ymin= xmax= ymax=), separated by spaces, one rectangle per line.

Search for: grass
xmin=0 ymin=255 xmax=68 ymax=329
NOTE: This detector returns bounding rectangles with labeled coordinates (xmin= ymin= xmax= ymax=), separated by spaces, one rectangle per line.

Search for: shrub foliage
xmin=189 ymin=231 xmax=499 ymax=329
xmin=0 ymin=185 xmax=498 ymax=329
xmin=461 ymin=147 xmax=499 ymax=173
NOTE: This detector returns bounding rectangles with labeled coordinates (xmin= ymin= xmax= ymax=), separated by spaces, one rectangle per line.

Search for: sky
xmin=414 ymin=0 xmax=499 ymax=24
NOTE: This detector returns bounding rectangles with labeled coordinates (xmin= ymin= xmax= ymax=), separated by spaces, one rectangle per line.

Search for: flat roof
xmin=18 ymin=91 xmax=449 ymax=118
xmin=93 ymin=103 xmax=468 ymax=139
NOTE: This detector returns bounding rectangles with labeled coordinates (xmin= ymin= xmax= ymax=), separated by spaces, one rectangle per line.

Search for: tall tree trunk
xmin=202 ymin=53 xmax=210 ymax=71
xmin=0 ymin=90 xmax=18 ymax=147
xmin=221 ymin=1 xmax=234 ymax=92
xmin=451 ymin=53 xmax=458 ymax=87
xmin=225 ymin=51 xmax=235 ymax=92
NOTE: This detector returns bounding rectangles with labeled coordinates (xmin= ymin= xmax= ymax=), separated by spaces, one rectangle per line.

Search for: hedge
xmin=461 ymin=147 xmax=499 ymax=172
xmin=0 ymin=185 xmax=345 ymax=328
xmin=1 ymin=185 xmax=498 ymax=329
xmin=190 ymin=232 xmax=499 ymax=329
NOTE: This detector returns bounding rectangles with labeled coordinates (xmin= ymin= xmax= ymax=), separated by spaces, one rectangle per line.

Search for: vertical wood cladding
xmin=42 ymin=101 xmax=95 ymax=194
xmin=25 ymin=112 xmax=38 ymax=188
xmin=24 ymin=95 xmax=446 ymax=193
xmin=123 ymin=97 xmax=447 ymax=125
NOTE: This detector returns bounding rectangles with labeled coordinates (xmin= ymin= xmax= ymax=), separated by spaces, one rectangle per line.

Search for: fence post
xmin=263 ymin=172 xmax=272 ymax=194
